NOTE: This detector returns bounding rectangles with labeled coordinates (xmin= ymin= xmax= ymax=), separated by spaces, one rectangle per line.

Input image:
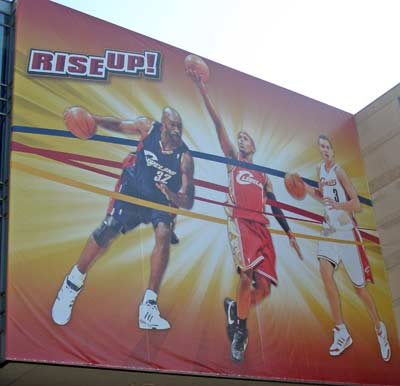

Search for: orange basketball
xmin=184 ymin=54 xmax=209 ymax=82
xmin=284 ymin=173 xmax=306 ymax=200
xmin=64 ymin=106 xmax=96 ymax=139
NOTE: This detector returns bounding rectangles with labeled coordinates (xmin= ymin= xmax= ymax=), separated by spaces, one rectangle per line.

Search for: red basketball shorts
xmin=227 ymin=217 xmax=277 ymax=285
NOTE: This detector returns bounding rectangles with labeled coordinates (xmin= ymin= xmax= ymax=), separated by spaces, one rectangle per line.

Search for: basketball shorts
xmin=227 ymin=217 xmax=277 ymax=285
xmin=317 ymin=227 xmax=373 ymax=287
xmin=107 ymin=172 xmax=174 ymax=232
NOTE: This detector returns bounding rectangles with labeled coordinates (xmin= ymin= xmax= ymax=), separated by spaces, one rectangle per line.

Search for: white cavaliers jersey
xmin=319 ymin=163 xmax=354 ymax=230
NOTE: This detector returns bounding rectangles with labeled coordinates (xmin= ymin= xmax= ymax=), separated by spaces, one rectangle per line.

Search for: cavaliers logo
xmin=236 ymin=170 xmax=263 ymax=189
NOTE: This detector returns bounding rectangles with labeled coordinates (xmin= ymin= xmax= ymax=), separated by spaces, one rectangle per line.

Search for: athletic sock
xmin=143 ymin=289 xmax=158 ymax=303
xmin=336 ymin=323 xmax=347 ymax=332
xmin=238 ymin=317 xmax=247 ymax=330
xmin=68 ymin=265 xmax=86 ymax=289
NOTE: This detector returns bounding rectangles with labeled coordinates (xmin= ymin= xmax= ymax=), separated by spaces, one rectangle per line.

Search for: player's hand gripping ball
xmin=64 ymin=106 xmax=97 ymax=139
xmin=284 ymin=173 xmax=306 ymax=200
xmin=184 ymin=54 xmax=209 ymax=82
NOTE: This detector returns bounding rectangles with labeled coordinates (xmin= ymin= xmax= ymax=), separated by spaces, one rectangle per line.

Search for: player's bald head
xmin=162 ymin=107 xmax=182 ymax=128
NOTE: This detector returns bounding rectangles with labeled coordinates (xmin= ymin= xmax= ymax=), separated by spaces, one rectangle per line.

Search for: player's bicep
xmin=120 ymin=117 xmax=153 ymax=135
xmin=180 ymin=152 xmax=195 ymax=195
xmin=337 ymin=167 xmax=360 ymax=209
xmin=265 ymin=177 xmax=273 ymax=194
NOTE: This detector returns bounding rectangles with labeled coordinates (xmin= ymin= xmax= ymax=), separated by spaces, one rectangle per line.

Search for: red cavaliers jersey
xmin=227 ymin=165 xmax=269 ymax=224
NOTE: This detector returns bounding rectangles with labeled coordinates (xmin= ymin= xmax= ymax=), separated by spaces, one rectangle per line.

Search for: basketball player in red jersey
xmin=188 ymin=71 xmax=303 ymax=362
xmin=304 ymin=135 xmax=390 ymax=362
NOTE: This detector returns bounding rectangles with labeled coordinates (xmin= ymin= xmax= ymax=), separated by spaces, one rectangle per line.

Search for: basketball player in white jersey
xmin=304 ymin=134 xmax=391 ymax=362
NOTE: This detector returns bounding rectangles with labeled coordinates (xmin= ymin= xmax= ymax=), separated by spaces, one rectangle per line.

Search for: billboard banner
xmin=6 ymin=0 xmax=399 ymax=384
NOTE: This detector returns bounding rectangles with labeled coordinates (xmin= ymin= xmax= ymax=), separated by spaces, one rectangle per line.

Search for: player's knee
xmin=319 ymin=259 xmax=334 ymax=278
xmin=354 ymin=285 xmax=367 ymax=297
xmin=155 ymin=222 xmax=171 ymax=242
xmin=239 ymin=269 xmax=252 ymax=286
xmin=255 ymin=275 xmax=270 ymax=297
xmin=92 ymin=215 xmax=122 ymax=247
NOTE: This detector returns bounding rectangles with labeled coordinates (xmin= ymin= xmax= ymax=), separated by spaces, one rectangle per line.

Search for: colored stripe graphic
xmin=11 ymin=160 xmax=375 ymax=246
xmin=11 ymin=126 xmax=373 ymax=206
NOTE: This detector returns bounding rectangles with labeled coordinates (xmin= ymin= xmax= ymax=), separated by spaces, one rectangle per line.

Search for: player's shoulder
xmin=333 ymin=163 xmax=345 ymax=175
xmin=149 ymin=120 xmax=162 ymax=134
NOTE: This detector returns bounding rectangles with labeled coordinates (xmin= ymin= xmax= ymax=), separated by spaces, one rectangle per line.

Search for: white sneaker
xmin=376 ymin=321 xmax=391 ymax=362
xmin=329 ymin=326 xmax=352 ymax=356
xmin=51 ymin=277 xmax=82 ymax=325
xmin=138 ymin=300 xmax=170 ymax=330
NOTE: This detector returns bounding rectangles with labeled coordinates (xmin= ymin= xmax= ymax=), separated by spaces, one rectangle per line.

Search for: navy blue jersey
xmin=123 ymin=121 xmax=189 ymax=205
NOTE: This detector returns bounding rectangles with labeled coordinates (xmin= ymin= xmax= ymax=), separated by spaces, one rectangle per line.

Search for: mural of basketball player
xmin=52 ymin=107 xmax=195 ymax=330
xmin=303 ymin=135 xmax=391 ymax=362
xmin=188 ymin=70 xmax=303 ymax=362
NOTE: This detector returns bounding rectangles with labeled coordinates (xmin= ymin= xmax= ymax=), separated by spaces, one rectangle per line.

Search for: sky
xmin=52 ymin=0 xmax=399 ymax=114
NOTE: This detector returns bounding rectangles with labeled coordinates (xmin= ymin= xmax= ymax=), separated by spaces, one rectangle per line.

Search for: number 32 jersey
xmin=319 ymin=163 xmax=354 ymax=230
xmin=123 ymin=121 xmax=189 ymax=205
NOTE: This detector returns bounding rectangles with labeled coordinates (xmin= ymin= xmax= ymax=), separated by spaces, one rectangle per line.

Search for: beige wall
xmin=355 ymin=83 xmax=400 ymax=337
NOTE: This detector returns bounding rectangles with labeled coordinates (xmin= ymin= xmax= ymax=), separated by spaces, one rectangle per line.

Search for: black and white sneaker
xmin=224 ymin=297 xmax=237 ymax=342
xmin=231 ymin=327 xmax=248 ymax=362
xmin=138 ymin=300 xmax=170 ymax=330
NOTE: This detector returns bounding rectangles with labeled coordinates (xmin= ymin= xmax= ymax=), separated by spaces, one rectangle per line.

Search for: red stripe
xmin=11 ymin=141 xmax=380 ymax=244
xmin=353 ymin=228 xmax=374 ymax=283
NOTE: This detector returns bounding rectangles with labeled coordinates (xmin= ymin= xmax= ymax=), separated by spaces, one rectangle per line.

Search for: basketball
xmin=284 ymin=173 xmax=306 ymax=200
xmin=64 ymin=106 xmax=96 ymax=139
xmin=184 ymin=54 xmax=209 ymax=82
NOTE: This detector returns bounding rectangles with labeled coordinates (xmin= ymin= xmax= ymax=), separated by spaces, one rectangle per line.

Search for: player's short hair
xmin=238 ymin=131 xmax=256 ymax=152
xmin=318 ymin=134 xmax=334 ymax=149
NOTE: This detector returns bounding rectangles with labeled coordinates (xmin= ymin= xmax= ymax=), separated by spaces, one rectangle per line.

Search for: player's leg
xmin=139 ymin=212 xmax=172 ymax=330
xmin=148 ymin=221 xmax=171 ymax=294
xmin=250 ymin=272 xmax=271 ymax=306
xmin=353 ymin=286 xmax=390 ymax=361
xmin=231 ymin=268 xmax=251 ymax=362
xmin=318 ymin=257 xmax=352 ymax=356
xmin=319 ymin=259 xmax=343 ymax=325
xmin=342 ymin=234 xmax=391 ymax=362
xmin=251 ymin=229 xmax=275 ymax=306
xmin=52 ymin=214 xmax=123 ymax=325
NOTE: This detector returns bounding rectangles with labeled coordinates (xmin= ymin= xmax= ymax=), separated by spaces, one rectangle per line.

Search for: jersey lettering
xmin=236 ymin=170 xmax=264 ymax=189
xmin=143 ymin=149 xmax=177 ymax=183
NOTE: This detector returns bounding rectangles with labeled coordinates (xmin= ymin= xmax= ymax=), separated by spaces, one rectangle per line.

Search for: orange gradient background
xmin=6 ymin=1 xmax=399 ymax=384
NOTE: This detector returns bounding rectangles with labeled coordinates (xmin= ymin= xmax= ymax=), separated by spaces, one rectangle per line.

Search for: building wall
xmin=355 ymin=83 xmax=400 ymax=338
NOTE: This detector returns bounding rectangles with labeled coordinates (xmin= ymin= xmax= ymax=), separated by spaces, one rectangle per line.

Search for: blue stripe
xmin=11 ymin=125 xmax=372 ymax=206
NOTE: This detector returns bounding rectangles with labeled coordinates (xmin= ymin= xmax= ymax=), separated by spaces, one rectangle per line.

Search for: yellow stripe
xmin=11 ymin=160 xmax=374 ymax=247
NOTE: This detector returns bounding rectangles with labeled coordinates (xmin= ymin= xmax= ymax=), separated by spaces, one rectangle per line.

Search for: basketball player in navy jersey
xmin=52 ymin=107 xmax=195 ymax=330
xmin=304 ymin=135 xmax=390 ymax=362
xmin=188 ymin=70 xmax=303 ymax=362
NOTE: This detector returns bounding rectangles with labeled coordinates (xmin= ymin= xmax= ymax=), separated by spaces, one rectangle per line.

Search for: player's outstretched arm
xmin=304 ymin=165 xmax=323 ymax=202
xmin=266 ymin=179 xmax=303 ymax=260
xmin=324 ymin=166 xmax=361 ymax=212
xmin=304 ymin=183 xmax=323 ymax=202
xmin=156 ymin=151 xmax=195 ymax=210
xmin=187 ymin=70 xmax=237 ymax=159
xmin=92 ymin=115 xmax=153 ymax=137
